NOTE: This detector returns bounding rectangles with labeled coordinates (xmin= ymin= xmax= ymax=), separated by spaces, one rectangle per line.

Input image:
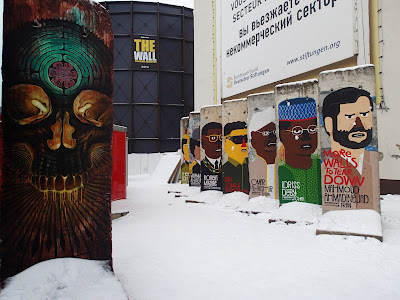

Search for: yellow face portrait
xmin=225 ymin=128 xmax=248 ymax=164
xmin=182 ymin=134 xmax=190 ymax=161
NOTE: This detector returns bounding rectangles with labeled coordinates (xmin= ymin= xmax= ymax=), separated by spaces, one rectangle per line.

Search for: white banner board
xmin=221 ymin=0 xmax=355 ymax=98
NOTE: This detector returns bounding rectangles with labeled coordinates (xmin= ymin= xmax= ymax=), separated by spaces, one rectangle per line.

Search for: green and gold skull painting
xmin=1 ymin=18 xmax=113 ymax=279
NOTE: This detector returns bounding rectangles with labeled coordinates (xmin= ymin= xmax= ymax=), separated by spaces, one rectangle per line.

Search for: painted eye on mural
xmin=73 ymin=90 xmax=112 ymax=127
xmin=308 ymin=125 xmax=318 ymax=134
xmin=259 ymin=130 xmax=276 ymax=136
xmin=206 ymin=134 xmax=222 ymax=142
xmin=360 ymin=111 xmax=370 ymax=117
xmin=345 ymin=114 xmax=355 ymax=119
xmin=229 ymin=135 xmax=248 ymax=144
xmin=7 ymin=84 xmax=52 ymax=125
xmin=292 ymin=127 xmax=303 ymax=135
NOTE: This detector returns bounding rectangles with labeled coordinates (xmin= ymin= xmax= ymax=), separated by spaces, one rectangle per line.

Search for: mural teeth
xmin=65 ymin=175 xmax=74 ymax=190
xmin=55 ymin=175 xmax=64 ymax=191
xmin=75 ymin=175 xmax=82 ymax=188
xmin=83 ymin=172 xmax=89 ymax=185
xmin=40 ymin=175 xmax=47 ymax=191
xmin=48 ymin=176 xmax=55 ymax=190
xmin=32 ymin=175 xmax=38 ymax=187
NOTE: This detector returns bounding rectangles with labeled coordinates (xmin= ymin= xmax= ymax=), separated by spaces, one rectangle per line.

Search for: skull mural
xmin=1 ymin=19 xmax=113 ymax=279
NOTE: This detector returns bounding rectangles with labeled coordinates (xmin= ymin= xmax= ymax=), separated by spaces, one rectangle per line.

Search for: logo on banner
xmin=133 ymin=37 xmax=157 ymax=69
xmin=226 ymin=77 xmax=233 ymax=88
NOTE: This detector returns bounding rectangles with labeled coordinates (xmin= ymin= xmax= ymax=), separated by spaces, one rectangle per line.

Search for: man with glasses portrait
xmin=278 ymin=98 xmax=322 ymax=204
xmin=201 ymin=122 xmax=223 ymax=191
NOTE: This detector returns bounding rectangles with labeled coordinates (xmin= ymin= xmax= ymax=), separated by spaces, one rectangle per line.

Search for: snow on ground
xmin=151 ymin=152 xmax=181 ymax=183
xmin=2 ymin=159 xmax=400 ymax=299
xmin=0 ymin=258 xmax=127 ymax=300
xmin=317 ymin=209 xmax=383 ymax=239
xmin=111 ymin=175 xmax=400 ymax=300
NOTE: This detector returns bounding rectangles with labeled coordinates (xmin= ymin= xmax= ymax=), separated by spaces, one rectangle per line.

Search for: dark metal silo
xmin=102 ymin=1 xmax=194 ymax=153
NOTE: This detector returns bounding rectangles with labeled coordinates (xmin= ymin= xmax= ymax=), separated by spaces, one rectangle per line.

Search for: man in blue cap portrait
xmin=278 ymin=98 xmax=322 ymax=204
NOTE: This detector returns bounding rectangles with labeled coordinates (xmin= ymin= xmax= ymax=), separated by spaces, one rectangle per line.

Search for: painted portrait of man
xmin=248 ymin=107 xmax=277 ymax=198
xmin=189 ymin=127 xmax=201 ymax=186
xmin=323 ymin=87 xmax=373 ymax=164
xmin=278 ymin=98 xmax=322 ymax=204
xmin=223 ymin=121 xmax=249 ymax=194
xmin=181 ymin=131 xmax=190 ymax=184
xmin=201 ymin=122 xmax=222 ymax=191
xmin=322 ymin=87 xmax=379 ymax=211
xmin=251 ymin=123 xmax=276 ymax=165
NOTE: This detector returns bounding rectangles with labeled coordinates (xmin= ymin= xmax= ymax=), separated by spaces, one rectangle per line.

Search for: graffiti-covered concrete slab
xmin=189 ymin=111 xmax=201 ymax=186
xmin=247 ymin=92 xmax=277 ymax=199
xmin=180 ymin=117 xmax=190 ymax=184
xmin=275 ymin=80 xmax=322 ymax=205
xmin=200 ymin=105 xmax=222 ymax=191
xmin=222 ymin=99 xmax=249 ymax=194
xmin=1 ymin=0 xmax=113 ymax=279
xmin=319 ymin=65 xmax=380 ymax=213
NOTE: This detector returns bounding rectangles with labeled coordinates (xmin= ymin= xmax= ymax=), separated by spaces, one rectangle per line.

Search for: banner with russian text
xmin=221 ymin=0 xmax=355 ymax=98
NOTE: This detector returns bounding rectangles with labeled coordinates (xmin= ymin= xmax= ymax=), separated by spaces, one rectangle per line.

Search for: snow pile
xmin=112 ymin=199 xmax=135 ymax=214
xmin=185 ymin=189 xmax=320 ymax=224
xmin=184 ymin=188 xmax=319 ymax=222
xmin=317 ymin=209 xmax=383 ymax=240
xmin=217 ymin=191 xmax=250 ymax=209
xmin=268 ymin=201 xmax=322 ymax=224
xmin=239 ymin=195 xmax=280 ymax=213
xmin=185 ymin=189 xmax=223 ymax=204
xmin=151 ymin=152 xmax=181 ymax=183
xmin=0 ymin=258 xmax=127 ymax=300
xmin=184 ymin=188 xmax=319 ymax=224
xmin=319 ymin=64 xmax=374 ymax=76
